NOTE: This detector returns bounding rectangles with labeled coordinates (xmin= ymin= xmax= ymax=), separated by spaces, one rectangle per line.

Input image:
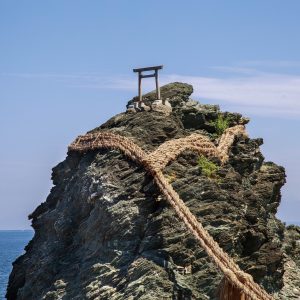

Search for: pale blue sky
xmin=0 ymin=0 xmax=300 ymax=229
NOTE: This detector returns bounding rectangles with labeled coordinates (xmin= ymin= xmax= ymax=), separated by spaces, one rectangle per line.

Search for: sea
xmin=0 ymin=230 xmax=33 ymax=300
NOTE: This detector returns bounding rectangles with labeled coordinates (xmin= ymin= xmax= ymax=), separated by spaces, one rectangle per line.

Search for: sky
xmin=0 ymin=0 xmax=300 ymax=229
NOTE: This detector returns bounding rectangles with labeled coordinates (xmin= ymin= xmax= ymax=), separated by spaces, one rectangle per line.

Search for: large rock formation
xmin=7 ymin=83 xmax=300 ymax=299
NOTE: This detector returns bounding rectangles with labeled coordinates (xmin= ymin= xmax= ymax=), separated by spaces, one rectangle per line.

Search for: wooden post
xmin=155 ymin=69 xmax=161 ymax=100
xmin=138 ymin=72 xmax=142 ymax=103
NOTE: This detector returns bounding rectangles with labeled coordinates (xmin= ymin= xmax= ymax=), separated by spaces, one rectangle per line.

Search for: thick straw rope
xmin=68 ymin=126 xmax=273 ymax=300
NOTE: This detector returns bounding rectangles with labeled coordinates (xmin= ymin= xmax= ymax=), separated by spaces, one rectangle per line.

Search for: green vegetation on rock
xmin=198 ymin=155 xmax=219 ymax=178
xmin=210 ymin=114 xmax=229 ymax=136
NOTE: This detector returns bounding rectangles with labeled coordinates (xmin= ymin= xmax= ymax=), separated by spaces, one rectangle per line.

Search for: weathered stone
xmin=126 ymin=82 xmax=193 ymax=109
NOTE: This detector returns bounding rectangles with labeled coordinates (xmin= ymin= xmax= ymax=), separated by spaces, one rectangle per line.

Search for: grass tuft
xmin=198 ymin=155 xmax=219 ymax=178
xmin=210 ymin=114 xmax=229 ymax=136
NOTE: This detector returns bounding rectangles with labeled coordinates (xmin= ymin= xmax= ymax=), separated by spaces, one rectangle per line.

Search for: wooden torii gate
xmin=133 ymin=65 xmax=163 ymax=104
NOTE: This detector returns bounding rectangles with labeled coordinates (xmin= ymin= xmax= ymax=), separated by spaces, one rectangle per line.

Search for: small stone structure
xmin=127 ymin=65 xmax=172 ymax=114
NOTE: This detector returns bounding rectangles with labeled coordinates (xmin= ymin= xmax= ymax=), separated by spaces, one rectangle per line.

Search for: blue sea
xmin=0 ymin=230 xmax=33 ymax=300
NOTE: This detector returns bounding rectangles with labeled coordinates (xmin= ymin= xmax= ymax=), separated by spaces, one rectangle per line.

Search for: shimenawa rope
xmin=68 ymin=125 xmax=273 ymax=300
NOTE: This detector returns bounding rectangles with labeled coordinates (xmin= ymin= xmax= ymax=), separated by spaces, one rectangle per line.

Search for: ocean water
xmin=0 ymin=230 xmax=33 ymax=300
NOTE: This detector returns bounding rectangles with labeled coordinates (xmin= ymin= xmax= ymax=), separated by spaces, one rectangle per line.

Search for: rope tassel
xmin=219 ymin=277 xmax=247 ymax=300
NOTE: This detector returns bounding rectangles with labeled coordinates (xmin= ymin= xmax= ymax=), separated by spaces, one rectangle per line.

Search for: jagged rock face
xmin=7 ymin=83 xmax=300 ymax=299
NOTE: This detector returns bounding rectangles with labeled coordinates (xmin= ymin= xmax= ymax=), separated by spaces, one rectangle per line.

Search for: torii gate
xmin=133 ymin=65 xmax=163 ymax=104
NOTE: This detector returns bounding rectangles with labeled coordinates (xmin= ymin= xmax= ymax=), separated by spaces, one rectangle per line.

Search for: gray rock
xmin=7 ymin=82 xmax=299 ymax=299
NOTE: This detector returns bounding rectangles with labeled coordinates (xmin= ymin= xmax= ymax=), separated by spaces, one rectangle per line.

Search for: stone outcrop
xmin=7 ymin=83 xmax=300 ymax=299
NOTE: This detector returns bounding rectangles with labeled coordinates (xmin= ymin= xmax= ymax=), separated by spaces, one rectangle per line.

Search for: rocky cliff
xmin=7 ymin=83 xmax=300 ymax=299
